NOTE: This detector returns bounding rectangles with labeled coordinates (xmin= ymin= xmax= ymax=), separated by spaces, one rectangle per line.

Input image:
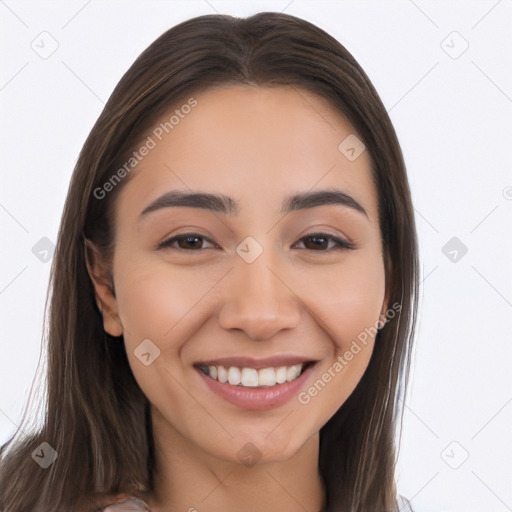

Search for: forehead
xmin=115 ymin=85 xmax=378 ymax=224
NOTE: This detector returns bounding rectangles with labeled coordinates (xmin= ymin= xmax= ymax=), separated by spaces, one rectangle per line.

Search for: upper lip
xmin=194 ymin=355 xmax=317 ymax=370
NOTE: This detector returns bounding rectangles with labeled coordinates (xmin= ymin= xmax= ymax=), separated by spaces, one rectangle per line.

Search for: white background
xmin=1 ymin=1 xmax=511 ymax=511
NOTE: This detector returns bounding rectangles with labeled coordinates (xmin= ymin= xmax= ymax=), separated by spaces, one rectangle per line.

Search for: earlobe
xmin=84 ymin=238 xmax=123 ymax=337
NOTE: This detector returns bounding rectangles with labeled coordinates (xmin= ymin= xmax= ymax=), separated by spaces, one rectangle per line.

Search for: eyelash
xmin=156 ymin=232 xmax=355 ymax=252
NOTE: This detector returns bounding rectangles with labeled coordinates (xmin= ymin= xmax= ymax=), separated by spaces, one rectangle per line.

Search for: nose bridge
xmin=238 ymin=249 xmax=280 ymax=303
xmin=217 ymin=241 xmax=301 ymax=340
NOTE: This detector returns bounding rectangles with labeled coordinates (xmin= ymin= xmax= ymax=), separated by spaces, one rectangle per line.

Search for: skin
xmin=87 ymin=85 xmax=388 ymax=512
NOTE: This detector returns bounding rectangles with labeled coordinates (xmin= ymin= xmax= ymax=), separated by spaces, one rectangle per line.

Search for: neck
xmin=148 ymin=409 xmax=326 ymax=512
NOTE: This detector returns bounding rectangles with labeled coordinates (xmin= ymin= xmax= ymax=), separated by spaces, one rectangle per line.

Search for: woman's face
xmin=95 ymin=85 xmax=387 ymax=465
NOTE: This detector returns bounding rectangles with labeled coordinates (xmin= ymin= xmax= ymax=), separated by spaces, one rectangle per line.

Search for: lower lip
xmin=195 ymin=363 xmax=317 ymax=411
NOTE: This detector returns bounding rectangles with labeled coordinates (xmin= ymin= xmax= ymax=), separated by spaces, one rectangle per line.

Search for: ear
xmin=84 ymin=238 xmax=123 ymax=337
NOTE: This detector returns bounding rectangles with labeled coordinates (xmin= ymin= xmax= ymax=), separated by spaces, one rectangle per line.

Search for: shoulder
xmin=97 ymin=497 xmax=151 ymax=511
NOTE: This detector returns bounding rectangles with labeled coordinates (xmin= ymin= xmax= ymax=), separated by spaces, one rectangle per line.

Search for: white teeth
xmin=208 ymin=365 xmax=217 ymax=380
xmin=228 ymin=367 xmax=241 ymax=385
xmin=202 ymin=363 xmax=306 ymax=387
xmin=217 ymin=365 xmax=228 ymax=383
xmin=275 ymin=366 xmax=287 ymax=384
xmin=258 ymin=368 xmax=276 ymax=386
xmin=240 ymin=368 xmax=259 ymax=387
xmin=286 ymin=364 xmax=301 ymax=382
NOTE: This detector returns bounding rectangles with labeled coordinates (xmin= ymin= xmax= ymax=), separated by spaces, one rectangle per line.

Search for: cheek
xmin=294 ymin=260 xmax=385 ymax=424
xmin=114 ymin=260 xmax=210 ymax=341
xmin=112 ymin=261 xmax=212 ymax=407
xmin=112 ymin=258 xmax=225 ymax=397
xmin=301 ymin=251 xmax=386 ymax=350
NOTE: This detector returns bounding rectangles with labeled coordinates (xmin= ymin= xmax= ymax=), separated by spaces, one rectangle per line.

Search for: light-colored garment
xmin=100 ymin=494 xmax=414 ymax=511
xmin=101 ymin=497 xmax=150 ymax=511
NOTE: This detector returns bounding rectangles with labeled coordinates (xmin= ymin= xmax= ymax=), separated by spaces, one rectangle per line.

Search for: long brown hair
xmin=0 ymin=12 xmax=418 ymax=512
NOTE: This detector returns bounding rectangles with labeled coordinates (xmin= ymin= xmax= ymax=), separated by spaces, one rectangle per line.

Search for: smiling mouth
xmin=195 ymin=361 xmax=317 ymax=388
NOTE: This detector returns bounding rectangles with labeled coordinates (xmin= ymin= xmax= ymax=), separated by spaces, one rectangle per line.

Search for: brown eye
xmin=294 ymin=232 xmax=355 ymax=251
xmin=157 ymin=233 xmax=216 ymax=251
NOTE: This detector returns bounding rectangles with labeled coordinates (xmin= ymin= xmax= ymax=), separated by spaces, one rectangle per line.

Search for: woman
xmin=0 ymin=12 xmax=418 ymax=512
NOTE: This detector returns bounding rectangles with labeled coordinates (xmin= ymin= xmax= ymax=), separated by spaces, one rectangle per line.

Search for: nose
xmin=217 ymin=252 xmax=301 ymax=341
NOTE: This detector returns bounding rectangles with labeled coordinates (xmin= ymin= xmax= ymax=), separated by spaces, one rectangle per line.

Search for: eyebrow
xmin=138 ymin=188 xmax=368 ymax=221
